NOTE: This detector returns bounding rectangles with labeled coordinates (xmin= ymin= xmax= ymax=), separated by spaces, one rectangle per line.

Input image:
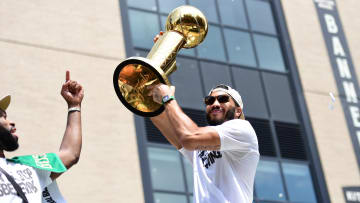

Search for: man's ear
xmin=235 ymin=107 xmax=242 ymax=119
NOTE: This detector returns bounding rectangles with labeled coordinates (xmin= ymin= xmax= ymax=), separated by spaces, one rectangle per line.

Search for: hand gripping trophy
xmin=113 ymin=5 xmax=208 ymax=117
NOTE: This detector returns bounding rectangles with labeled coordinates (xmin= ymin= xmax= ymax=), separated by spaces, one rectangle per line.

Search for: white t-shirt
xmin=180 ymin=119 xmax=259 ymax=203
xmin=0 ymin=158 xmax=66 ymax=203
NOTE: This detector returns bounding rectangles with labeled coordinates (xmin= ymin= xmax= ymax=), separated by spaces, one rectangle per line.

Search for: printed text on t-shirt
xmin=198 ymin=151 xmax=222 ymax=169
xmin=0 ymin=168 xmax=38 ymax=197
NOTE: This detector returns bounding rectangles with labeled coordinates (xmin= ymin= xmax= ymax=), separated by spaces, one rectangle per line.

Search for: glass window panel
xmin=170 ymin=57 xmax=204 ymax=110
xmin=246 ymin=0 xmax=277 ymax=34
xmin=254 ymin=160 xmax=286 ymax=201
xmin=160 ymin=15 xmax=195 ymax=57
xmin=258 ymin=202 xmax=278 ymax=203
xmin=134 ymin=49 xmax=148 ymax=57
xmin=253 ymin=34 xmax=285 ymax=72
xmin=129 ymin=10 xmax=160 ymax=49
xmin=262 ymin=73 xmax=298 ymax=123
xmin=160 ymin=15 xmax=167 ymax=31
xmin=197 ymin=26 xmax=226 ymax=62
xmin=218 ymin=0 xmax=248 ymax=29
xmin=224 ymin=29 xmax=256 ymax=67
xmin=201 ymin=61 xmax=233 ymax=94
xmin=148 ymin=147 xmax=185 ymax=192
xmin=127 ymin=0 xmax=157 ymax=11
xmin=158 ymin=0 xmax=186 ymax=14
xmin=190 ymin=196 xmax=193 ymax=203
xmin=232 ymin=67 xmax=269 ymax=119
xmin=154 ymin=193 xmax=187 ymax=203
xmin=179 ymin=48 xmax=197 ymax=57
xmin=282 ymin=163 xmax=317 ymax=203
xmin=190 ymin=0 xmax=219 ymax=23
xmin=182 ymin=157 xmax=194 ymax=192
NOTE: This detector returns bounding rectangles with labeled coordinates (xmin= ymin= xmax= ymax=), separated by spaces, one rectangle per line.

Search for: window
xmin=282 ymin=163 xmax=317 ymax=203
xmin=254 ymin=35 xmax=285 ymax=71
xmin=246 ymin=0 xmax=277 ymax=34
xmin=224 ymin=29 xmax=256 ymax=67
xmin=121 ymin=0 xmax=325 ymax=202
xmin=127 ymin=0 xmax=157 ymax=11
xmin=158 ymin=0 xmax=186 ymax=14
xmin=255 ymin=160 xmax=286 ymax=201
xmin=148 ymin=147 xmax=185 ymax=192
xmin=148 ymin=146 xmax=193 ymax=202
xmin=126 ymin=0 xmax=289 ymax=72
xmin=218 ymin=0 xmax=248 ymax=29
xmin=189 ymin=0 xmax=219 ymax=23
xmin=128 ymin=10 xmax=159 ymax=49
xmin=197 ymin=26 xmax=226 ymax=62
xmin=254 ymin=160 xmax=317 ymax=203
xmin=154 ymin=193 xmax=187 ymax=203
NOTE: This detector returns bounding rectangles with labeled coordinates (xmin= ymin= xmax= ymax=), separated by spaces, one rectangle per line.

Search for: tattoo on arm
xmin=195 ymin=145 xmax=221 ymax=151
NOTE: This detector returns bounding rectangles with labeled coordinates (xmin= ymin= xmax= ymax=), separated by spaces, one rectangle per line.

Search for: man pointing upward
xmin=0 ymin=70 xmax=83 ymax=202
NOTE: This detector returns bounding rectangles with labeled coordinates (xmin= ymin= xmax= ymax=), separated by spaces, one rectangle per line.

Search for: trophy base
xmin=113 ymin=57 xmax=169 ymax=117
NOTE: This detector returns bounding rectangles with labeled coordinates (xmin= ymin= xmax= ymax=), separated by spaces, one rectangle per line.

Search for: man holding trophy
xmin=113 ymin=5 xmax=259 ymax=203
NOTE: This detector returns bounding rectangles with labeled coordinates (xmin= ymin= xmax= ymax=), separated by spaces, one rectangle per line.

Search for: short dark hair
xmin=214 ymin=84 xmax=230 ymax=90
xmin=0 ymin=109 xmax=6 ymax=118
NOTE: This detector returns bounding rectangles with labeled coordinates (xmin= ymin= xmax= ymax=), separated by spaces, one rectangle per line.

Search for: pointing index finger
xmin=66 ymin=70 xmax=70 ymax=82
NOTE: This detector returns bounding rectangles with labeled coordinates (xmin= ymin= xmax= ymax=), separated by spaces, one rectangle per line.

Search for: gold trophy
xmin=113 ymin=5 xmax=208 ymax=117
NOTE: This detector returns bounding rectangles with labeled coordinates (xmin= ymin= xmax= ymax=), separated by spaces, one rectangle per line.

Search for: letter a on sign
xmin=332 ymin=36 xmax=346 ymax=57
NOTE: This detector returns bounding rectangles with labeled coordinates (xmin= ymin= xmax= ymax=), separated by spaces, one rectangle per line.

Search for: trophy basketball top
xmin=166 ymin=5 xmax=208 ymax=48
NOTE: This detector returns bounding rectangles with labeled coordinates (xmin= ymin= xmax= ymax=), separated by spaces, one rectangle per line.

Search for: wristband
xmin=162 ymin=95 xmax=175 ymax=105
xmin=68 ymin=106 xmax=81 ymax=113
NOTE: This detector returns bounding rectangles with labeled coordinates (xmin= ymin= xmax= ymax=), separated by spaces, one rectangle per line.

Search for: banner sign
xmin=314 ymin=0 xmax=360 ymax=169
xmin=343 ymin=187 xmax=360 ymax=203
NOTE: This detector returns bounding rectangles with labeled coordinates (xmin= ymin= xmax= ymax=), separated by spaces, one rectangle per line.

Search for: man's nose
xmin=10 ymin=121 xmax=15 ymax=128
xmin=212 ymin=99 xmax=221 ymax=106
xmin=210 ymin=101 xmax=221 ymax=110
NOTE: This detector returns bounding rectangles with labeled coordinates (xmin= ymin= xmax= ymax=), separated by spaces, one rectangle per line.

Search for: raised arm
xmin=150 ymin=110 xmax=182 ymax=149
xmin=149 ymin=85 xmax=220 ymax=151
xmin=148 ymin=31 xmax=185 ymax=148
xmin=50 ymin=71 xmax=84 ymax=180
xmin=149 ymin=32 xmax=219 ymax=151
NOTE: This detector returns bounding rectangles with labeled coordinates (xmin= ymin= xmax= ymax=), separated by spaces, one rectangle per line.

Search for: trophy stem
xmin=164 ymin=59 xmax=177 ymax=77
xmin=146 ymin=31 xmax=184 ymax=74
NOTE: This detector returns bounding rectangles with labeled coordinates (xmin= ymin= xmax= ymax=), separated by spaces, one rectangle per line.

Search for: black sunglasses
xmin=204 ymin=95 xmax=230 ymax=105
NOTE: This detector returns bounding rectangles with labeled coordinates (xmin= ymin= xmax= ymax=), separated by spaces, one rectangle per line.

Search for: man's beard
xmin=0 ymin=125 xmax=19 ymax=152
xmin=206 ymin=107 xmax=236 ymax=126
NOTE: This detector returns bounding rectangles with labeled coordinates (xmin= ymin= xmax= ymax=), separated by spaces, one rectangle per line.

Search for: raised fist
xmin=61 ymin=71 xmax=84 ymax=108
